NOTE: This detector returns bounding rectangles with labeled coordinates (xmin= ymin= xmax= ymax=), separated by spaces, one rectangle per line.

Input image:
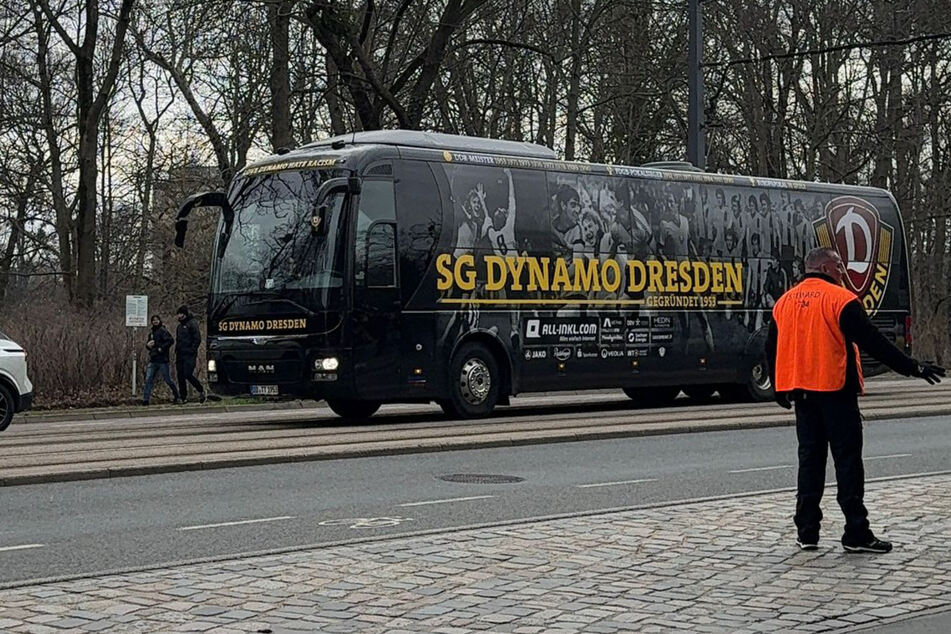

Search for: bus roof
xmin=246 ymin=130 xmax=891 ymax=199
xmin=301 ymin=130 xmax=558 ymax=160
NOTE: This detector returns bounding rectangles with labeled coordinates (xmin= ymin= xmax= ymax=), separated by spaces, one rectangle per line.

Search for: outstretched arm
xmin=839 ymin=301 xmax=929 ymax=378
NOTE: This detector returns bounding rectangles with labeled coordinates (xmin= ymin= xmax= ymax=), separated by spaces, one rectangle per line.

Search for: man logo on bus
xmin=813 ymin=196 xmax=894 ymax=315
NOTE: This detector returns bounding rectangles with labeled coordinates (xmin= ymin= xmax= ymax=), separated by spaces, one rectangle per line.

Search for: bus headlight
xmin=314 ymin=357 xmax=339 ymax=371
xmin=207 ymin=359 xmax=217 ymax=373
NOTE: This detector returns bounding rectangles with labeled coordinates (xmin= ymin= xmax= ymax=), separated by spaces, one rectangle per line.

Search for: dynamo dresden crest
xmin=812 ymin=196 xmax=894 ymax=315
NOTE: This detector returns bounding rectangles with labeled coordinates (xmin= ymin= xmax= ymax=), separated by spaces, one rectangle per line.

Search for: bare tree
xmin=304 ymin=0 xmax=488 ymax=130
xmin=33 ymin=0 xmax=136 ymax=305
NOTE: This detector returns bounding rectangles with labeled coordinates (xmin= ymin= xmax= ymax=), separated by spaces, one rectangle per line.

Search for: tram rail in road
xmin=2 ymin=377 xmax=950 ymax=487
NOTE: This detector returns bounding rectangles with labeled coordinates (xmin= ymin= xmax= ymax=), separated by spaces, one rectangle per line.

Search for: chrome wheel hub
xmin=459 ymin=358 xmax=491 ymax=405
xmin=752 ymin=363 xmax=771 ymax=391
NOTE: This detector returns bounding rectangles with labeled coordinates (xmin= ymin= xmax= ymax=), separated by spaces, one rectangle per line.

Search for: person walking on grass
xmin=767 ymin=247 xmax=945 ymax=554
xmin=143 ymin=315 xmax=181 ymax=406
xmin=175 ymin=305 xmax=206 ymax=404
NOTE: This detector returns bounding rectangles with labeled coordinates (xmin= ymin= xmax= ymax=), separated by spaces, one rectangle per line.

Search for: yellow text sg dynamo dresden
xmin=435 ymin=254 xmax=744 ymax=296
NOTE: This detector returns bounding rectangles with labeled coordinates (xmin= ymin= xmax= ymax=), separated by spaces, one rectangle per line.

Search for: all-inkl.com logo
xmin=812 ymin=196 xmax=894 ymax=315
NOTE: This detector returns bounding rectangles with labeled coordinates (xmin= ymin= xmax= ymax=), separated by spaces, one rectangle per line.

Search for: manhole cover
xmin=438 ymin=474 xmax=524 ymax=484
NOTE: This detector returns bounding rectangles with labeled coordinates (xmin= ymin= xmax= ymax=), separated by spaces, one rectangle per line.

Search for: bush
xmin=0 ymin=298 xmax=205 ymax=409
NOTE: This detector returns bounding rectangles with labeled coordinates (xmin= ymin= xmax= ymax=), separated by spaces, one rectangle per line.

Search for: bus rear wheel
xmin=623 ymin=386 xmax=680 ymax=407
xmin=326 ymin=399 xmax=381 ymax=420
xmin=439 ymin=342 xmax=500 ymax=419
xmin=723 ymin=360 xmax=773 ymax=402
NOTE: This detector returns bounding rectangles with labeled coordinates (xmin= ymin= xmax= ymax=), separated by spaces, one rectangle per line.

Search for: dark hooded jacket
xmin=175 ymin=307 xmax=202 ymax=359
xmin=147 ymin=322 xmax=175 ymax=364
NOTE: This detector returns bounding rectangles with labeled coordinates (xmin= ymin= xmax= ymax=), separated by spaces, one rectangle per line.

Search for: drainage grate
xmin=438 ymin=474 xmax=525 ymax=484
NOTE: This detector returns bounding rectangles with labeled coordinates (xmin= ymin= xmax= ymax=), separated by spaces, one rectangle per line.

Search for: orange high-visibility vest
xmin=772 ymin=276 xmax=864 ymax=393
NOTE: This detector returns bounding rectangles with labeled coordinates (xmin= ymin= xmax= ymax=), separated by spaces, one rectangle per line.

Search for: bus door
xmin=351 ymin=178 xmax=401 ymax=399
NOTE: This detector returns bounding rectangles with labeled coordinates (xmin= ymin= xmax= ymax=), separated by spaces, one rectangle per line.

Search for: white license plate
xmin=250 ymin=385 xmax=279 ymax=396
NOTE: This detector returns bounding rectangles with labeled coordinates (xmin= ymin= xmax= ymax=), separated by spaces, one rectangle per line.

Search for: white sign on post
xmin=126 ymin=295 xmax=148 ymax=396
xmin=125 ymin=295 xmax=148 ymax=327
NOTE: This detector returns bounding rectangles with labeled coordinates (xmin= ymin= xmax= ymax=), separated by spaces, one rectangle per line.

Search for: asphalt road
xmin=0 ymin=413 xmax=948 ymax=587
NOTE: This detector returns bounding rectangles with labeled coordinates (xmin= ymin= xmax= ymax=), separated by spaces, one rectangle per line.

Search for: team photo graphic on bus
xmin=173 ymin=131 xmax=911 ymax=418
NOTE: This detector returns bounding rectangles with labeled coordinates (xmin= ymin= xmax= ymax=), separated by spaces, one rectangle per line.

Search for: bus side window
xmin=396 ymin=161 xmax=443 ymax=306
xmin=365 ymin=223 xmax=398 ymax=287
xmin=356 ymin=180 xmax=396 ymax=285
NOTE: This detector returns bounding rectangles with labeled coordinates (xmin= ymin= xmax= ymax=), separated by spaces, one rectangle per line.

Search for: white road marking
xmin=0 ymin=544 xmax=44 ymax=553
xmin=728 ymin=464 xmax=794 ymax=474
xmin=576 ymin=478 xmax=658 ymax=488
xmin=398 ymin=495 xmax=495 ymax=507
xmin=178 ymin=516 xmax=296 ymax=531
xmin=319 ymin=517 xmax=414 ymax=528
xmin=865 ymin=453 xmax=912 ymax=461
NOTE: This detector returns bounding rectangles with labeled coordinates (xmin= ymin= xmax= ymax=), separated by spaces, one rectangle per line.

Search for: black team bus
xmin=175 ymin=131 xmax=912 ymax=419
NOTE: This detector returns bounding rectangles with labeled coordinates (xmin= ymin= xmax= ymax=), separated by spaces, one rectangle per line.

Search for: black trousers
xmin=794 ymin=391 xmax=872 ymax=544
xmin=175 ymin=355 xmax=204 ymax=401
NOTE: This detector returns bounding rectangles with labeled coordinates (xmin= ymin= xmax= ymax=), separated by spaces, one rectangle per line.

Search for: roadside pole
xmin=126 ymin=295 xmax=148 ymax=396
xmin=687 ymin=0 xmax=705 ymax=170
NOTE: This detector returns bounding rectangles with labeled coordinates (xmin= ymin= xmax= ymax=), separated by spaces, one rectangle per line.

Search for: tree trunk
xmin=74 ymin=45 xmax=99 ymax=306
xmin=564 ymin=0 xmax=582 ymax=161
xmin=33 ymin=3 xmax=74 ymax=301
xmin=269 ymin=0 xmax=296 ymax=151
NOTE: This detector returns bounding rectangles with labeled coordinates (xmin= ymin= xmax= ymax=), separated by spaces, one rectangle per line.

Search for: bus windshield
xmin=213 ymin=170 xmax=347 ymax=305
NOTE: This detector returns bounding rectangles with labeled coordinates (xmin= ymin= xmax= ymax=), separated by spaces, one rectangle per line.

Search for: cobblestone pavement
xmin=1 ymin=474 xmax=949 ymax=633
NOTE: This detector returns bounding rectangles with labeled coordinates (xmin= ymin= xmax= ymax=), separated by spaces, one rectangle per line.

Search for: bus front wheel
xmin=326 ymin=399 xmax=381 ymax=420
xmin=439 ymin=342 xmax=500 ymax=419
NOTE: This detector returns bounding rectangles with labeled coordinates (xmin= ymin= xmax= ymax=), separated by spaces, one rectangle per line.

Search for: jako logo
xmin=813 ymin=196 xmax=894 ymax=315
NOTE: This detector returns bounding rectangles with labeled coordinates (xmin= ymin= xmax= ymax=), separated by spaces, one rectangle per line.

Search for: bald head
xmin=804 ymin=247 xmax=838 ymax=272
xmin=804 ymin=247 xmax=846 ymax=285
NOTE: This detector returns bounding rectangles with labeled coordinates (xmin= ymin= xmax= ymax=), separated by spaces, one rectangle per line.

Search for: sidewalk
xmin=1 ymin=474 xmax=948 ymax=633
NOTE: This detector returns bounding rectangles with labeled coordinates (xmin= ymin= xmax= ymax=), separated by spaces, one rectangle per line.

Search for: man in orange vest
xmin=766 ymin=247 xmax=944 ymax=553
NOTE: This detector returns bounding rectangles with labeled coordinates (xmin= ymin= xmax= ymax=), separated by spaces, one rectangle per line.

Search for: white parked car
xmin=0 ymin=329 xmax=33 ymax=431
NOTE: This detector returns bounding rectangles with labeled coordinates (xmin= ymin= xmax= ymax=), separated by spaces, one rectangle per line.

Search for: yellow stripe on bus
xmin=879 ymin=231 xmax=891 ymax=262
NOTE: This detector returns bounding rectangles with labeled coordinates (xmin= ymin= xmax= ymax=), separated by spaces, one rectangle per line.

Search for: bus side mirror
xmin=175 ymin=191 xmax=232 ymax=248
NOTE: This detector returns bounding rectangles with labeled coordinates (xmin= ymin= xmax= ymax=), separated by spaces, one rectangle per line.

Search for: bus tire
xmin=622 ymin=386 xmax=680 ymax=407
xmin=683 ymin=385 xmax=716 ymax=402
xmin=440 ymin=342 xmax=500 ymax=419
xmin=326 ymin=399 xmax=380 ymax=420
xmin=724 ymin=360 xmax=773 ymax=402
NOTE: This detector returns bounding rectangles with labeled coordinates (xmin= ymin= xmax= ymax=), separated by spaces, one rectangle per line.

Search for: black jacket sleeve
xmin=191 ymin=320 xmax=202 ymax=347
xmin=766 ymin=319 xmax=778 ymax=389
xmin=155 ymin=327 xmax=173 ymax=354
xmin=839 ymin=300 xmax=917 ymax=376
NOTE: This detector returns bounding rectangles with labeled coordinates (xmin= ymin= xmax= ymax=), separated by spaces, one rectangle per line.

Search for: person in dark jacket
xmin=143 ymin=315 xmax=181 ymax=405
xmin=175 ymin=305 xmax=206 ymax=403
xmin=766 ymin=247 xmax=944 ymax=553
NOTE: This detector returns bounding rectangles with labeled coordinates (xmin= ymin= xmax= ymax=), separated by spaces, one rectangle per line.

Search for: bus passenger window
xmin=356 ymin=180 xmax=396 ymax=284
xmin=366 ymin=223 xmax=397 ymax=287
